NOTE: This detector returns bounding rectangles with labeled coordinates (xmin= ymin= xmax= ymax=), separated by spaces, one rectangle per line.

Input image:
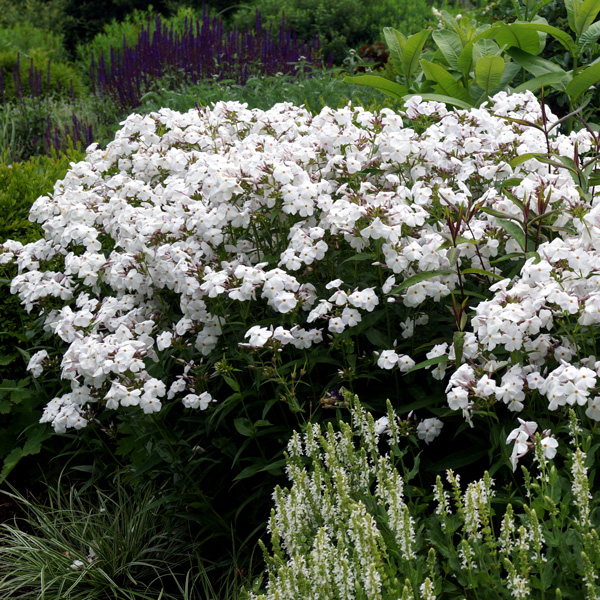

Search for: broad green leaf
xmin=575 ymin=0 xmax=600 ymax=37
xmin=472 ymin=39 xmax=501 ymax=63
xmin=383 ymin=27 xmax=406 ymax=74
xmin=457 ymin=26 xmax=501 ymax=75
xmin=402 ymin=29 xmax=430 ymax=83
xmin=475 ymin=55 xmax=505 ymax=95
xmin=389 ymin=269 xmax=455 ymax=294
xmin=344 ymin=75 xmax=408 ymax=101
xmin=439 ymin=10 xmax=462 ymax=37
xmin=496 ymin=23 xmax=541 ymax=54
xmin=512 ymin=71 xmax=571 ymax=93
xmin=566 ymin=60 xmax=600 ymax=100
xmin=0 ymin=425 xmax=50 ymax=484
xmin=506 ymin=47 xmax=566 ymax=77
xmin=513 ymin=23 xmax=578 ymax=57
xmin=420 ymin=59 xmax=472 ymax=103
xmin=579 ymin=20 xmax=600 ymax=52
xmin=402 ymin=93 xmax=472 ymax=109
xmin=497 ymin=217 xmax=527 ymax=251
xmin=565 ymin=0 xmax=577 ymax=34
xmin=509 ymin=152 xmax=546 ymax=168
xmin=494 ymin=61 xmax=521 ymax=92
xmin=432 ymin=29 xmax=463 ymax=70
xmin=457 ymin=42 xmax=475 ymax=76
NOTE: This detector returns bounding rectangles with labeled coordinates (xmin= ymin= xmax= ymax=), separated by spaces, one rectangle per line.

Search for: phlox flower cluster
xmin=2 ymin=90 xmax=600 ymax=445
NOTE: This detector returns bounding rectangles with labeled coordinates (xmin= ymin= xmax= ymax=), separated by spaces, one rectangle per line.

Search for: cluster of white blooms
xmin=505 ymin=418 xmax=558 ymax=471
xmin=3 ymin=90 xmax=600 ymax=435
xmin=253 ymin=399 xmax=440 ymax=600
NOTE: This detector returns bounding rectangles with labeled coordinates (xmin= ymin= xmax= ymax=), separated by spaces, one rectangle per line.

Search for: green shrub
xmin=231 ymin=0 xmax=441 ymax=64
xmin=0 ymin=22 xmax=68 ymax=62
xmin=75 ymin=6 xmax=204 ymax=70
xmin=0 ymin=0 xmax=68 ymax=33
xmin=0 ymin=49 xmax=86 ymax=101
xmin=136 ymin=68 xmax=397 ymax=116
xmin=62 ymin=0 xmax=172 ymax=56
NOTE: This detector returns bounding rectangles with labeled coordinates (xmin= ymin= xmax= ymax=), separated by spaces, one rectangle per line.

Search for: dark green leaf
xmin=496 ymin=217 xmax=527 ymax=251
xmin=566 ymin=60 xmax=600 ymax=101
xmin=506 ymin=47 xmax=569 ymax=77
xmin=389 ymin=269 xmax=455 ymax=294
xmin=512 ymin=71 xmax=571 ymax=94
xmin=420 ymin=59 xmax=472 ymax=104
xmin=344 ymin=75 xmax=408 ymax=101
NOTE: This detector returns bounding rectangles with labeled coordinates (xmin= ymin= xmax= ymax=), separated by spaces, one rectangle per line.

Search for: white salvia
xmin=499 ymin=505 xmax=515 ymax=555
xmin=458 ymin=539 xmax=476 ymax=571
xmin=419 ymin=577 xmax=436 ymax=600
xmin=571 ymin=448 xmax=592 ymax=528
xmin=506 ymin=571 xmax=531 ymax=600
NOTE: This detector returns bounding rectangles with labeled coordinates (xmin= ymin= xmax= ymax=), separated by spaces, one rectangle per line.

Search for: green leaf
xmin=457 ymin=42 xmax=475 ymax=76
xmin=223 ymin=376 xmax=240 ymax=392
xmin=512 ymin=23 xmax=578 ymax=57
xmin=342 ymin=252 xmax=377 ymax=264
xmin=344 ymin=75 xmax=408 ymax=101
xmin=420 ymin=59 xmax=472 ymax=103
xmin=432 ymin=29 xmax=463 ymax=70
xmin=453 ymin=330 xmax=465 ymax=365
xmin=439 ymin=10 xmax=461 ymax=37
xmin=496 ymin=22 xmax=541 ymax=54
xmin=389 ymin=269 xmax=455 ymax=294
xmin=512 ymin=71 xmax=571 ymax=93
xmin=497 ymin=217 xmax=527 ymax=251
xmin=575 ymin=0 xmax=600 ymax=37
xmin=0 ymin=353 xmax=17 ymax=366
xmin=234 ymin=418 xmax=254 ymax=437
xmin=457 ymin=26 xmax=500 ymax=75
xmin=509 ymin=152 xmax=546 ymax=168
xmin=0 ymin=425 xmax=50 ymax=484
xmin=406 ymin=355 xmax=448 ymax=374
xmin=402 ymin=93 xmax=472 ymax=110
xmin=383 ymin=27 xmax=406 ymax=74
xmin=506 ymin=47 xmax=567 ymax=77
xmin=366 ymin=327 xmax=389 ymax=348
xmin=566 ymin=60 xmax=600 ymax=101
xmin=475 ymin=55 xmax=505 ymax=95
xmin=402 ymin=29 xmax=430 ymax=82
xmin=565 ymin=0 xmax=577 ymax=34
xmin=579 ymin=20 xmax=600 ymax=52
xmin=472 ymin=39 xmax=501 ymax=62
xmin=460 ymin=267 xmax=505 ymax=280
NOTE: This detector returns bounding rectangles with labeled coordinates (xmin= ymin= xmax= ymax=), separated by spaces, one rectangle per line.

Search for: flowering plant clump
xmin=248 ymin=395 xmax=600 ymax=600
xmin=2 ymin=90 xmax=600 ymax=470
